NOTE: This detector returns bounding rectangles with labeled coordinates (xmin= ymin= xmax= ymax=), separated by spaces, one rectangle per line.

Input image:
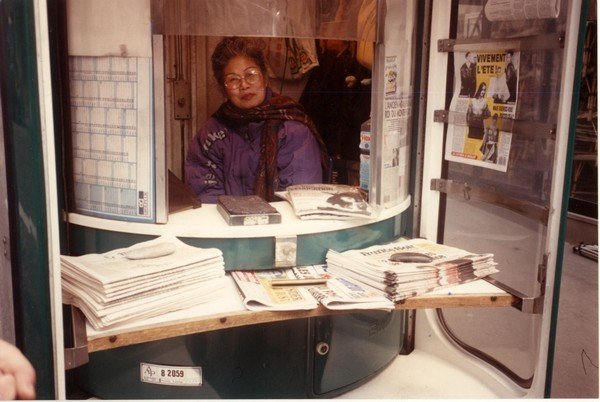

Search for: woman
xmin=489 ymin=66 xmax=510 ymax=104
xmin=481 ymin=114 xmax=499 ymax=163
xmin=185 ymin=37 xmax=327 ymax=203
xmin=466 ymin=82 xmax=491 ymax=139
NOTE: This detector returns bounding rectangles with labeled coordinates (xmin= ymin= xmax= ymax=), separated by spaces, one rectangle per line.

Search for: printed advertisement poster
xmin=378 ymin=52 xmax=412 ymax=207
xmin=445 ymin=50 xmax=520 ymax=171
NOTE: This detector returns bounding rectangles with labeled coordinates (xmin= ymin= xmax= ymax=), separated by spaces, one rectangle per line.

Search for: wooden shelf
xmin=85 ymin=280 xmax=517 ymax=353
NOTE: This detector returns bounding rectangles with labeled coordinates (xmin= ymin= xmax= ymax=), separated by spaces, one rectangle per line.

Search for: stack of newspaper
xmin=276 ymin=184 xmax=377 ymax=220
xmin=61 ymin=235 xmax=227 ymax=329
xmin=231 ymin=265 xmax=394 ymax=311
xmin=326 ymin=238 xmax=499 ymax=302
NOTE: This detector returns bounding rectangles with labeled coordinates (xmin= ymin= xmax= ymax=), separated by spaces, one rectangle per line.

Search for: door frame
xmin=418 ymin=0 xmax=584 ymax=396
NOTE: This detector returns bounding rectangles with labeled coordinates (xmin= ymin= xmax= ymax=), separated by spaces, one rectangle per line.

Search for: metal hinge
xmin=538 ymin=253 xmax=548 ymax=289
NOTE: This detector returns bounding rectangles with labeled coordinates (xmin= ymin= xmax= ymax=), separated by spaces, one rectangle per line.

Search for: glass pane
xmin=156 ymin=0 xmax=378 ymax=41
xmin=438 ymin=0 xmax=568 ymax=383
xmin=441 ymin=198 xmax=546 ymax=380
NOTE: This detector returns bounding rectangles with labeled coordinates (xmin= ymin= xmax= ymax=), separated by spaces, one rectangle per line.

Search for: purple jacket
xmin=185 ymin=104 xmax=323 ymax=204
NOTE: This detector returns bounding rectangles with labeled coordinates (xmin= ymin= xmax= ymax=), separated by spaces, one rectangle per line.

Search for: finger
xmin=14 ymin=368 xmax=36 ymax=400
xmin=0 ymin=373 xmax=17 ymax=400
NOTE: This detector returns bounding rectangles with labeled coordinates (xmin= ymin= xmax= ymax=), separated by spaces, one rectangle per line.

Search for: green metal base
xmin=73 ymin=312 xmax=404 ymax=399
xmin=68 ymin=215 xmax=401 ymax=269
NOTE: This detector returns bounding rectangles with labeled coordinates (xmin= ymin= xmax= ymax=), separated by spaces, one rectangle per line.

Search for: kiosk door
xmin=419 ymin=0 xmax=584 ymax=397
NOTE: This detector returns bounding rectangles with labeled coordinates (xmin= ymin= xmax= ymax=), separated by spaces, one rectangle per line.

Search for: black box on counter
xmin=216 ymin=195 xmax=282 ymax=226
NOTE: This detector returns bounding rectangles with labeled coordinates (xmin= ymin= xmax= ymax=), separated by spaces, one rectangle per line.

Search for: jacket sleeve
xmin=277 ymin=121 xmax=324 ymax=189
xmin=184 ymin=124 xmax=226 ymax=204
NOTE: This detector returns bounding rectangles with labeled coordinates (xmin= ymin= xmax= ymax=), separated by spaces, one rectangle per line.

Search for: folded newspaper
xmin=326 ymin=238 xmax=498 ymax=302
xmin=61 ymin=234 xmax=226 ymax=329
xmin=276 ymin=184 xmax=378 ymax=220
xmin=231 ymin=265 xmax=393 ymax=311
xmin=231 ymin=268 xmax=319 ymax=311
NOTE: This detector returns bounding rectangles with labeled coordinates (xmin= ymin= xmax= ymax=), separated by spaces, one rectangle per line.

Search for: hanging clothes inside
xmin=300 ymin=40 xmax=372 ymax=185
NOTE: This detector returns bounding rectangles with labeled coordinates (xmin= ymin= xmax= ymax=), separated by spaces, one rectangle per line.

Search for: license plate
xmin=140 ymin=363 xmax=202 ymax=387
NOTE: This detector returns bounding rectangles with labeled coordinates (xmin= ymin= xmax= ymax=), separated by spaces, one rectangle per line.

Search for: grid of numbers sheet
xmin=69 ymin=55 xmax=154 ymax=221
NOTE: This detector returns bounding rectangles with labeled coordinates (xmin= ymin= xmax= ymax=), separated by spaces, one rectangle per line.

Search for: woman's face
xmin=478 ymin=84 xmax=487 ymax=98
xmin=223 ymin=56 xmax=267 ymax=109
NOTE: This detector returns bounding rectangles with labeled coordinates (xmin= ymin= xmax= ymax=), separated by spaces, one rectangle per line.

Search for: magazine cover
xmin=445 ymin=49 xmax=519 ymax=172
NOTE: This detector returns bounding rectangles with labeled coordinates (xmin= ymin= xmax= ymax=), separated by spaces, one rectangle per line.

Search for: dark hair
xmin=211 ymin=37 xmax=268 ymax=89
xmin=476 ymin=82 xmax=486 ymax=98
xmin=506 ymin=50 xmax=514 ymax=57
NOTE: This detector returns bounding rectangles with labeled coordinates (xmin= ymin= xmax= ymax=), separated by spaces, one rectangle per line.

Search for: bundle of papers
xmin=326 ymin=238 xmax=499 ymax=302
xmin=302 ymin=266 xmax=395 ymax=311
xmin=276 ymin=184 xmax=378 ymax=220
xmin=61 ymin=234 xmax=227 ymax=329
xmin=231 ymin=265 xmax=393 ymax=312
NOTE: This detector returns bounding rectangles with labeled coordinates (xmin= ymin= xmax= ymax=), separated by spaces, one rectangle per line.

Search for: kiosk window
xmin=62 ymin=0 xmax=420 ymax=220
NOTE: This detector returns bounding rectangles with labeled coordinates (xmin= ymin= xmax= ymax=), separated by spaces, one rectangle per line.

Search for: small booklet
xmin=217 ymin=195 xmax=281 ymax=226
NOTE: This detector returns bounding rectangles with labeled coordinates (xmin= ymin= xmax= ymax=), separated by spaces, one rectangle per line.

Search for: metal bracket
xmin=64 ymin=306 xmax=89 ymax=370
xmin=433 ymin=109 xmax=556 ymax=140
xmin=430 ymin=178 xmax=550 ymax=224
xmin=274 ymin=235 xmax=297 ymax=268
xmin=484 ymin=277 xmax=543 ymax=314
xmin=172 ymin=80 xmax=191 ymax=120
xmin=438 ymin=32 xmax=564 ymax=53
xmin=433 ymin=109 xmax=450 ymax=124
xmin=538 ymin=253 xmax=548 ymax=288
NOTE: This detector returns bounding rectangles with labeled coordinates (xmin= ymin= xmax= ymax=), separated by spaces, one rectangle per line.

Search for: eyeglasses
xmin=224 ymin=68 xmax=262 ymax=90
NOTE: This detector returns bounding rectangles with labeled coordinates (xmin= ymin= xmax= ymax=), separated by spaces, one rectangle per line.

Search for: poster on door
xmin=444 ymin=50 xmax=520 ymax=172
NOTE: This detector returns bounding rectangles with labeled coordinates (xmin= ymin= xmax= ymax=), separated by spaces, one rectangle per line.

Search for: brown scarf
xmin=214 ymin=91 xmax=328 ymax=201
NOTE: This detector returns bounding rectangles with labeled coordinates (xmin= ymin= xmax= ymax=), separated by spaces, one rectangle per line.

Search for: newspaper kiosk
xmin=0 ymin=0 xmax=588 ymax=399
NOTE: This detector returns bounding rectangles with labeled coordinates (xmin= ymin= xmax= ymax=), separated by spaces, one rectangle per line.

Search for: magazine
xmin=445 ymin=48 xmax=518 ymax=172
xmin=276 ymin=184 xmax=378 ymax=220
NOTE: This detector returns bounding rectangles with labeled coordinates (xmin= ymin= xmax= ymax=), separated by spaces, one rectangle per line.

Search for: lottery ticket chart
xmin=69 ymin=56 xmax=155 ymax=221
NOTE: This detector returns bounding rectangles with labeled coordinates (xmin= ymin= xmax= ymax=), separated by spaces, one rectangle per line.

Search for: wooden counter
xmin=85 ymin=278 xmax=517 ymax=352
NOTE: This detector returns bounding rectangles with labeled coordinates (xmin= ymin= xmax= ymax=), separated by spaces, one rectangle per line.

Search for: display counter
xmin=67 ymin=197 xmax=411 ymax=269
xmin=66 ymin=197 xmax=516 ymax=399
